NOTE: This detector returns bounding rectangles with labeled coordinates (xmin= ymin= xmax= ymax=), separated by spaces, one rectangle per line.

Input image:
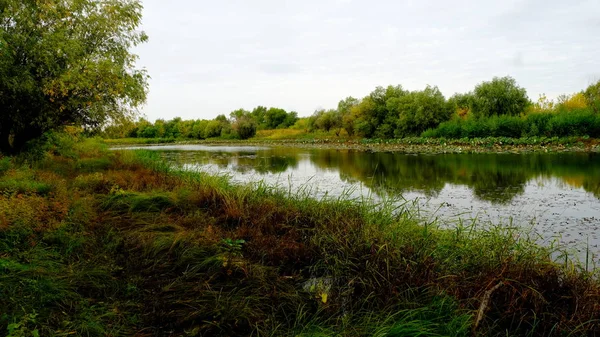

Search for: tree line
xmin=108 ymin=76 xmax=600 ymax=140
xmin=306 ymin=76 xmax=600 ymax=138
xmin=104 ymin=107 xmax=299 ymax=140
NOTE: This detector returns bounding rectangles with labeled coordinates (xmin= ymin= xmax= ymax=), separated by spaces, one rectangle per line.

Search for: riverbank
xmin=104 ymin=136 xmax=600 ymax=154
xmin=2 ymin=136 xmax=599 ymax=336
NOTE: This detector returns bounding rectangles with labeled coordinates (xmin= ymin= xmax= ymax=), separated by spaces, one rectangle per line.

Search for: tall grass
xmin=1 ymin=134 xmax=599 ymax=336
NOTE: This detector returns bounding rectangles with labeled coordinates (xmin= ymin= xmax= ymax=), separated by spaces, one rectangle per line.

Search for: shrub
xmin=423 ymin=108 xmax=600 ymax=139
xmin=489 ymin=115 xmax=525 ymax=138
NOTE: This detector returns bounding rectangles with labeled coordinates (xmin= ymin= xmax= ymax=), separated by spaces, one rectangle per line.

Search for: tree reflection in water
xmin=156 ymin=147 xmax=600 ymax=204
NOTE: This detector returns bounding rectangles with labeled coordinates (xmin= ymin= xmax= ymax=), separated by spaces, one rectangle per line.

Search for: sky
xmin=134 ymin=0 xmax=600 ymax=121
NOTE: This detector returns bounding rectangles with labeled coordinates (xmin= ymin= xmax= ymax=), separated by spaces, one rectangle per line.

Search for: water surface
xmin=122 ymin=145 xmax=600 ymax=260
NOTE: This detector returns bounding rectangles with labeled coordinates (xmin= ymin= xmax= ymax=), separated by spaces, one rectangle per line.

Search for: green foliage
xmin=105 ymin=105 xmax=297 ymax=141
xmin=311 ymin=109 xmax=341 ymax=133
xmin=390 ymin=85 xmax=453 ymax=137
xmin=386 ymin=298 xmax=471 ymax=337
xmin=338 ymin=96 xmax=360 ymax=136
xmin=102 ymin=77 xmax=599 ymax=143
xmin=76 ymin=158 xmax=112 ymax=173
xmin=230 ymin=109 xmax=257 ymax=139
xmin=0 ymin=157 xmax=11 ymax=174
xmin=250 ymin=106 xmax=268 ymax=128
xmin=358 ymin=85 xmax=408 ymax=138
xmin=204 ymin=120 xmax=224 ymax=138
xmin=471 ymin=76 xmax=530 ymax=118
xmin=583 ymin=80 xmax=600 ymax=114
xmin=101 ymin=191 xmax=175 ymax=213
xmin=425 ymin=108 xmax=600 ymax=138
xmin=265 ymin=107 xmax=289 ymax=129
xmin=0 ymin=0 xmax=148 ymax=153
xmin=0 ymin=179 xmax=52 ymax=196
xmin=6 ymin=312 xmax=39 ymax=337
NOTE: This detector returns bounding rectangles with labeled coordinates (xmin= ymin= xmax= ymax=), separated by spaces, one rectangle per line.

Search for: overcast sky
xmin=134 ymin=0 xmax=600 ymax=121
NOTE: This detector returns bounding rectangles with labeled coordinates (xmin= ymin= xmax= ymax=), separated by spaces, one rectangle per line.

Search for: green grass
xmin=1 ymin=134 xmax=599 ymax=336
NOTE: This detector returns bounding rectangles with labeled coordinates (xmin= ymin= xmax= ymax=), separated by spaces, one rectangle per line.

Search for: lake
xmin=120 ymin=144 xmax=600 ymax=261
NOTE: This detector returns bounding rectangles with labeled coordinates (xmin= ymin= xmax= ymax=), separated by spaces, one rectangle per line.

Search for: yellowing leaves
xmin=559 ymin=93 xmax=587 ymax=110
xmin=304 ymin=278 xmax=331 ymax=305
xmin=456 ymin=107 xmax=470 ymax=119
xmin=320 ymin=292 xmax=328 ymax=304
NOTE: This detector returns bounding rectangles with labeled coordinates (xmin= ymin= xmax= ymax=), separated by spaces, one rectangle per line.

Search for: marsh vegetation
xmin=1 ymin=135 xmax=600 ymax=336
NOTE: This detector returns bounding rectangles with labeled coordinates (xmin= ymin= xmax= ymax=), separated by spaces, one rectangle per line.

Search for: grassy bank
xmin=104 ymin=135 xmax=600 ymax=154
xmin=1 ymin=135 xmax=600 ymax=336
xmin=103 ymin=137 xmax=179 ymax=145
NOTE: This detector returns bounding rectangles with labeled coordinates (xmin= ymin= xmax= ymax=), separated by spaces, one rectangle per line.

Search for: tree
xmin=583 ymin=80 xmax=600 ymax=114
xmin=191 ymin=120 xmax=209 ymax=139
xmin=312 ymin=109 xmax=340 ymax=132
xmin=350 ymin=98 xmax=376 ymax=137
xmin=204 ymin=120 xmax=223 ymax=138
xmin=350 ymin=85 xmax=407 ymax=138
xmin=471 ymin=76 xmax=529 ymax=118
xmin=230 ymin=108 xmax=248 ymax=121
xmin=251 ymin=106 xmax=268 ymax=129
xmin=390 ymin=86 xmax=452 ymax=136
xmin=556 ymin=93 xmax=587 ymax=111
xmin=447 ymin=93 xmax=473 ymax=118
xmin=338 ymin=97 xmax=359 ymax=136
xmin=0 ymin=0 xmax=148 ymax=153
xmin=210 ymin=114 xmax=233 ymax=138
xmin=153 ymin=119 xmax=166 ymax=138
xmin=280 ymin=111 xmax=298 ymax=128
xmin=265 ymin=108 xmax=288 ymax=129
xmin=230 ymin=109 xmax=257 ymax=139
xmin=164 ymin=117 xmax=183 ymax=138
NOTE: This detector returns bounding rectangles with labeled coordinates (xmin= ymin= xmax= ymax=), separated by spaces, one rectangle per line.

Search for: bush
xmin=423 ymin=108 xmax=600 ymax=139
xmin=524 ymin=112 xmax=553 ymax=137
xmin=489 ymin=115 xmax=525 ymax=138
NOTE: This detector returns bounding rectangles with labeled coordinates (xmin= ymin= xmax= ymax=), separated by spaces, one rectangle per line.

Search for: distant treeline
xmin=104 ymin=76 xmax=600 ymax=140
xmin=104 ymin=107 xmax=299 ymax=140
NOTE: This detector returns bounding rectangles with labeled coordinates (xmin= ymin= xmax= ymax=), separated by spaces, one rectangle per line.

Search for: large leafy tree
xmin=230 ymin=108 xmax=257 ymax=139
xmin=471 ymin=76 xmax=529 ymax=118
xmin=0 ymin=0 xmax=148 ymax=153
xmin=264 ymin=107 xmax=288 ymax=129
xmin=390 ymin=85 xmax=452 ymax=137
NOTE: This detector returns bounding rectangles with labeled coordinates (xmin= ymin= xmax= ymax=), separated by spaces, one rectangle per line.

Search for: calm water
xmin=121 ymin=145 xmax=600 ymax=260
